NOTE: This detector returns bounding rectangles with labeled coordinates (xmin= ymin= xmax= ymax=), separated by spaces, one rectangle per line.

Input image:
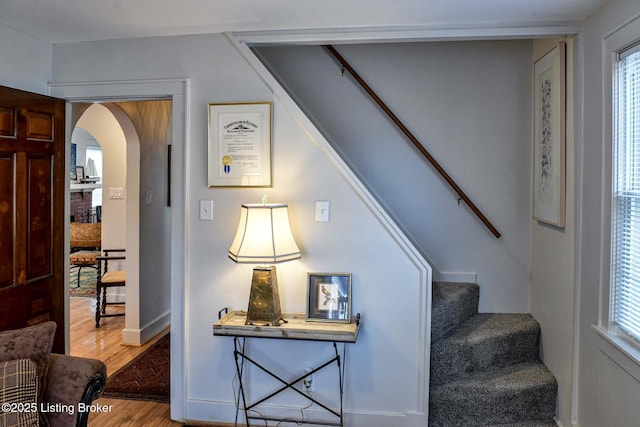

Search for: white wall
xmin=117 ymin=100 xmax=172 ymax=343
xmin=578 ymin=1 xmax=640 ymax=426
xmin=255 ymin=41 xmax=533 ymax=313
xmin=51 ymin=34 xmax=431 ymax=426
xmin=530 ymin=38 xmax=576 ymax=427
xmin=0 ymin=23 xmax=51 ymax=94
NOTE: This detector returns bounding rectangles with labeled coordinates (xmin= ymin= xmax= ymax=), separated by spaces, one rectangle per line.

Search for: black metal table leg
xmin=233 ymin=337 xmax=249 ymax=426
xmin=334 ymin=342 xmax=344 ymax=427
xmin=232 ymin=339 xmax=347 ymax=426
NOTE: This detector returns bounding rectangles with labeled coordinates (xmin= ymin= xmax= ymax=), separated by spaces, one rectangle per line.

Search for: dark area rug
xmin=102 ymin=333 xmax=170 ymax=402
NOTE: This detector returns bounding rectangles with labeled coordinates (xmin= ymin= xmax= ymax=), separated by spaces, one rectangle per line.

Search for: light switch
xmin=200 ymin=200 xmax=214 ymax=221
xmin=109 ymin=187 xmax=124 ymax=199
xmin=315 ymin=200 xmax=330 ymax=222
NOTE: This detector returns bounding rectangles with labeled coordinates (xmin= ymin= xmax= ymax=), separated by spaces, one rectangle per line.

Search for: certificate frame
xmin=306 ymin=273 xmax=352 ymax=323
xmin=533 ymin=42 xmax=566 ymax=227
xmin=208 ymin=101 xmax=272 ymax=187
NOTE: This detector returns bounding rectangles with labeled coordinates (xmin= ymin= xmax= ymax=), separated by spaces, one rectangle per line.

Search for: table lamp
xmin=228 ymin=202 xmax=301 ymax=326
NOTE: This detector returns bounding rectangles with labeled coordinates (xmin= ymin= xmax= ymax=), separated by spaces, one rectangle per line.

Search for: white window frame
xmin=609 ymin=41 xmax=640 ymax=350
xmin=596 ymin=15 xmax=640 ymax=380
xmin=85 ymin=146 xmax=103 ymax=209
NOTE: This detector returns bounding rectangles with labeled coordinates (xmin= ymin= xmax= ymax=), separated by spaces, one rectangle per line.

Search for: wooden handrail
xmin=324 ymin=45 xmax=501 ymax=239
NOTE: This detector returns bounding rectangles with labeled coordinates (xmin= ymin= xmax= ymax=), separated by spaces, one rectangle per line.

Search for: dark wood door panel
xmin=0 ymin=106 xmax=16 ymax=138
xmin=0 ymin=86 xmax=65 ymax=353
xmin=27 ymin=156 xmax=53 ymax=280
xmin=0 ymin=154 xmax=14 ymax=288
xmin=26 ymin=111 xmax=54 ymax=141
xmin=0 ymin=283 xmax=29 ymax=330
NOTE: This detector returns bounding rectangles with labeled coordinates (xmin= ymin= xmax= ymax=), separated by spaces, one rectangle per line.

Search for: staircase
xmin=429 ymin=282 xmax=557 ymax=426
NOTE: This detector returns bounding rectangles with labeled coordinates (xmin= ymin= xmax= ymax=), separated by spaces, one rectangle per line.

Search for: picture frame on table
xmin=75 ymin=165 xmax=85 ymax=182
xmin=306 ymin=273 xmax=352 ymax=323
xmin=207 ymin=101 xmax=272 ymax=188
xmin=533 ymin=42 xmax=566 ymax=228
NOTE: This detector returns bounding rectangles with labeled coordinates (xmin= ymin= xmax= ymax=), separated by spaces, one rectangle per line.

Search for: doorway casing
xmin=49 ymin=78 xmax=189 ymax=422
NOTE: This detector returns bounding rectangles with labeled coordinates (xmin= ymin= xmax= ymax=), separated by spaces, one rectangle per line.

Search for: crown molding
xmin=231 ymin=22 xmax=583 ymax=46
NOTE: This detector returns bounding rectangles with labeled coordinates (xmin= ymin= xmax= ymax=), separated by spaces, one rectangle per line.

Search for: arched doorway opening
xmin=69 ymin=100 xmax=172 ymax=349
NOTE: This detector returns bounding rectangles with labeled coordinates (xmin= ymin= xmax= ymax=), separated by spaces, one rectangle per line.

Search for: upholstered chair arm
xmin=43 ymin=354 xmax=107 ymax=427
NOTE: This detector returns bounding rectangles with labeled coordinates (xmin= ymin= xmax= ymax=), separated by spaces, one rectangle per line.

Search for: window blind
xmin=612 ymin=49 xmax=640 ymax=342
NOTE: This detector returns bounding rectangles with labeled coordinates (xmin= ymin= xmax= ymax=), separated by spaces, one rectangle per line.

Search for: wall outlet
xmin=303 ymin=367 xmax=314 ymax=391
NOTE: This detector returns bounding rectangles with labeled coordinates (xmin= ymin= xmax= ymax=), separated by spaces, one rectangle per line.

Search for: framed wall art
xmin=533 ymin=42 xmax=566 ymax=227
xmin=70 ymin=143 xmax=77 ymax=179
xmin=306 ymin=273 xmax=352 ymax=323
xmin=208 ymin=101 xmax=272 ymax=187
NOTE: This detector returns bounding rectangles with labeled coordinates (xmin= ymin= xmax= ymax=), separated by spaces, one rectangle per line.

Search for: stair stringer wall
xmin=252 ymin=41 xmax=534 ymax=313
xmin=227 ymin=33 xmax=433 ymax=426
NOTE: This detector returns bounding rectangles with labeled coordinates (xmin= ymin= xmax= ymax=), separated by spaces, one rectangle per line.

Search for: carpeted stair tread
xmin=429 ymin=361 xmax=557 ymax=427
xmin=431 ymin=313 xmax=540 ymax=385
xmin=431 ymin=282 xmax=479 ymax=342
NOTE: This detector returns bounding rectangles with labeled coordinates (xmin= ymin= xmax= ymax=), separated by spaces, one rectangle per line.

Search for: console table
xmin=214 ymin=309 xmax=361 ymax=426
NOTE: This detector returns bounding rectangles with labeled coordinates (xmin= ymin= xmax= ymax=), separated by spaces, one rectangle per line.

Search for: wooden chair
xmin=69 ymin=222 xmax=101 ymax=288
xmin=95 ymin=249 xmax=126 ymax=328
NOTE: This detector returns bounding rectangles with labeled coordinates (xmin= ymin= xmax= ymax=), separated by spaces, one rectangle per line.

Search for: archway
xmin=71 ymin=103 xmax=141 ymax=343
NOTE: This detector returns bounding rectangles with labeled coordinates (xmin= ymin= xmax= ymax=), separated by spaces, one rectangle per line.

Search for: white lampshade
xmin=228 ymin=203 xmax=301 ymax=264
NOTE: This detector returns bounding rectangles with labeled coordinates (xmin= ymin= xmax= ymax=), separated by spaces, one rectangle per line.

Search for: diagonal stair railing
xmin=325 ymin=45 xmax=501 ymax=239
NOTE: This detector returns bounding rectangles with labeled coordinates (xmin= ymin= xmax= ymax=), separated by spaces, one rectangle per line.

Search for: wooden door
xmin=0 ymin=85 xmax=66 ymax=353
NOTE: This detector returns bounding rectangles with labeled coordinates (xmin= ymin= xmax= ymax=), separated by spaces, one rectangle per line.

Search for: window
xmin=612 ymin=44 xmax=640 ymax=345
xmin=86 ymin=146 xmax=103 ymax=209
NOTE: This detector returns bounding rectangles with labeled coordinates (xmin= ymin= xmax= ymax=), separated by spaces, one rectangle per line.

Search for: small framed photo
xmin=75 ymin=166 xmax=85 ymax=181
xmin=307 ymin=273 xmax=351 ymax=323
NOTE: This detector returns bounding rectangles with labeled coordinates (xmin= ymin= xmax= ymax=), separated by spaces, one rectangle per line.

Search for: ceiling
xmin=0 ymin=0 xmax=609 ymax=44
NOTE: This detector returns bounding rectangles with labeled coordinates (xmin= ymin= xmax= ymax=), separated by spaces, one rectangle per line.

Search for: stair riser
xmin=429 ymin=383 xmax=557 ymax=427
xmin=431 ymin=282 xmax=479 ymax=341
xmin=430 ymin=283 xmax=557 ymax=426
xmin=431 ymin=329 xmax=540 ymax=386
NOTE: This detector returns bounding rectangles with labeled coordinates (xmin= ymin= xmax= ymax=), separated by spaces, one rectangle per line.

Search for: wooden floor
xmin=70 ymin=297 xmax=183 ymax=426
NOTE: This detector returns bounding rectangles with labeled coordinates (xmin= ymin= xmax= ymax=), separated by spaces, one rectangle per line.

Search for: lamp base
xmin=246 ymin=266 xmax=287 ymax=326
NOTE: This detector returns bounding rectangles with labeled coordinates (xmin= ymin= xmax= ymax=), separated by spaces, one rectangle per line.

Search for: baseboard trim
xmin=122 ymin=309 xmax=171 ymax=345
xmin=184 ymin=400 xmax=424 ymax=427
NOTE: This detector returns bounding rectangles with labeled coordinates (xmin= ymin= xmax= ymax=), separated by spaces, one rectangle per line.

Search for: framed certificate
xmin=208 ymin=102 xmax=272 ymax=187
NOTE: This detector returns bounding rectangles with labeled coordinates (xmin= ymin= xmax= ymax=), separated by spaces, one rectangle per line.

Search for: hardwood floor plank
xmin=70 ymin=297 xmax=181 ymax=426
xmin=88 ymin=398 xmax=181 ymax=427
